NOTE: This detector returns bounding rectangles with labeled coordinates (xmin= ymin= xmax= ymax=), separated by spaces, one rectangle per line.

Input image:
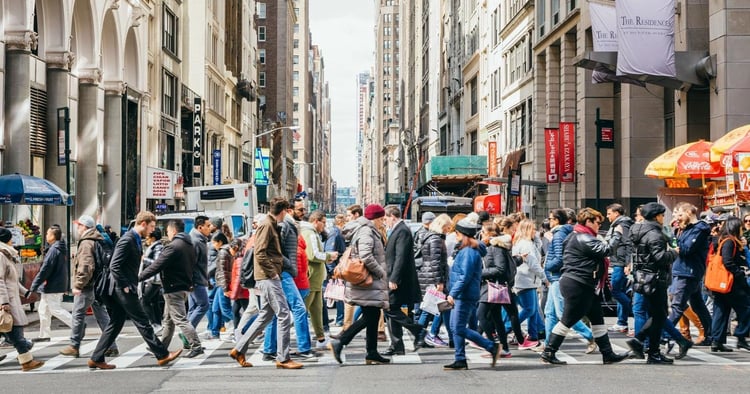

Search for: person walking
xmin=88 ymin=211 xmax=182 ymax=370
xmin=540 ymin=208 xmax=628 ymax=365
xmin=512 ymin=219 xmax=547 ymax=349
xmin=28 ymin=226 xmax=72 ymax=342
xmin=58 ymin=215 xmax=118 ymax=358
xmin=328 ymin=204 xmax=391 ymax=365
xmin=229 ymin=198 xmax=303 ymax=369
xmin=139 ymin=228 xmax=165 ymax=332
xmin=324 ymin=214 xmax=347 ymax=327
xmin=301 ymin=210 xmax=338 ymax=350
xmin=416 ymin=214 xmax=451 ymax=347
xmin=0 ymin=228 xmax=44 ymax=371
xmin=188 ymin=216 xmax=211 ymax=329
xmin=604 ymin=204 xmax=634 ymax=333
xmin=139 ymin=219 xmax=203 ymax=358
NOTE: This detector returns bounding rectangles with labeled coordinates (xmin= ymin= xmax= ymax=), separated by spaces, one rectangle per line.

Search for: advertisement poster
xmin=560 ymin=122 xmax=576 ymax=183
xmin=616 ymin=0 xmax=676 ymax=77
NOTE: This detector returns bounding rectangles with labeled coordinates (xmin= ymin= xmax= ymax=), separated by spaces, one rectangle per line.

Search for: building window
xmin=293 ymin=55 xmax=299 ymax=64
xmin=159 ymin=131 xmax=176 ymax=170
xmin=259 ymin=49 xmax=266 ymax=64
xmin=259 ymin=72 xmax=266 ymax=87
xmin=470 ymin=131 xmax=477 ymax=155
xmin=537 ymin=0 xmax=546 ymax=37
xmin=293 ymin=118 xmax=300 ymax=126
xmin=492 ymin=7 xmax=501 ymax=47
xmin=294 ymin=24 xmax=299 ymax=34
xmin=293 ymin=71 xmax=299 ymax=81
xmin=293 ymin=87 xmax=299 ymax=96
xmin=492 ymin=68 xmax=501 ymax=108
xmin=294 ymin=7 xmax=300 ymax=17
xmin=293 ymin=102 xmax=299 ymax=111
xmin=257 ymin=2 xmax=266 ymax=19
xmin=384 ymin=40 xmax=391 ymax=49
xmin=552 ymin=0 xmax=560 ymax=25
xmin=384 ymin=27 xmax=391 ymax=36
xmin=469 ymin=77 xmax=477 ymax=116
xmin=258 ymin=26 xmax=266 ymax=41
xmin=384 ymin=14 xmax=391 ymax=23
xmin=162 ymin=69 xmax=177 ymax=117
xmin=163 ymin=5 xmax=178 ymax=56
xmin=384 ymin=53 xmax=391 ymax=63
xmin=508 ymin=100 xmax=530 ymax=149
xmin=294 ymin=39 xmax=299 ymax=49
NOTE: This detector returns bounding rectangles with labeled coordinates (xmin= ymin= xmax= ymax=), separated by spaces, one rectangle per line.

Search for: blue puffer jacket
xmin=545 ymin=224 xmax=572 ymax=282
xmin=672 ymin=220 xmax=711 ymax=278
xmin=449 ymin=242 xmax=486 ymax=302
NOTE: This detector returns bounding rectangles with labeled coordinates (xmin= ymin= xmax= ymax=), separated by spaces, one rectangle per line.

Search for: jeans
xmin=633 ymin=289 xmax=683 ymax=347
xmin=161 ymin=291 xmax=201 ymax=350
xmin=208 ymin=285 xmax=233 ymax=335
xmin=234 ymin=278 xmax=292 ymax=362
xmin=544 ymin=280 xmax=593 ymax=343
xmin=668 ymin=276 xmax=713 ymax=342
xmin=188 ymin=285 xmax=209 ymax=328
xmin=610 ymin=266 xmax=632 ymax=327
xmin=91 ymin=288 xmax=169 ymax=362
xmin=711 ymin=285 xmax=750 ymax=344
xmin=335 ymin=301 xmax=345 ymax=325
xmin=429 ymin=309 xmax=452 ymax=339
xmin=263 ymin=272 xmax=312 ymax=354
xmin=38 ymin=293 xmax=73 ymax=338
xmin=450 ymin=299 xmax=494 ymax=361
xmin=634 ymin=283 xmax=668 ymax=354
xmin=70 ymin=288 xmax=116 ymax=350
xmin=516 ymin=288 xmax=541 ymax=340
xmin=5 ymin=325 xmax=33 ymax=363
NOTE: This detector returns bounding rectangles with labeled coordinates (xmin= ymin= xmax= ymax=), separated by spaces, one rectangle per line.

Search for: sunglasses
xmin=744 ymin=219 xmax=750 ymax=223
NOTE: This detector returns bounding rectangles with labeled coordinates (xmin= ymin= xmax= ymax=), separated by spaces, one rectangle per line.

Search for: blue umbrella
xmin=0 ymin=173 xmax=72 ymax=205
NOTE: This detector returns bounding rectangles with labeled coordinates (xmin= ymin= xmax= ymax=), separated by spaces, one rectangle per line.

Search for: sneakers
xmin=585 ymin=340 xmax=598 ymax=354
xmin=424 ymin=334 xmax=448 ymax=348
xmin=518 ymin=338 xmax=540 ymax=350
xmin=262 ymin=352 xmax=277 ymax=361
xmin=608 ymin=324 xmax=628 ymax=333
xmin=59 ymin=345 xmax=80 ymax=358
xmin=33 ymin=337 xmax=51 ymax=343
xmin=315 ymin=338 xmax=330 ymax=350
xmin=290 ymin=351 xmax=318 ymax=361
xmin=184 ymin=347 xmax=205 ymax=358
xmin=103 ymin=348 xmax=119 ymax=358
xmin=200 ymin=332 xmax=220 ymax=340
xmin=276 ymin=359 xmax=304 ymax=369
xmin=443 ymin=360 xmax=469 ymax=370
xmin=499 ymin=349 xmax=512 ymax=358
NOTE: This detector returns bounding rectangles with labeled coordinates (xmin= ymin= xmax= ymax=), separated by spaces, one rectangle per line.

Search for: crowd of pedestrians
xmin=3 ymin=198 xmax=750 ymax=372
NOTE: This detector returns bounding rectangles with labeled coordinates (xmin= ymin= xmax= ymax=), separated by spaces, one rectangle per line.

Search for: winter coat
xmin=630 ymin=220 xmax=677 ymax=278
xmin=561 ymin=225 xmax=611 ymax=289
xmin=72 ymin=228 xmax=104 ymax=291
xmin=545 ymin=224 xmax=572 ymax=282
xmin=279 ymin=216 xmax=299 ymax=277
xmin=139 ymin=232 xmax=195 ymax=294
xmin=189 ymin=228 xmax=209 ymax=287
xmin=385 ymin=220 xmax=422 ymax=305
xmin=253 ymin=215 xmax=285 ymax=281
xmin=0 ymin=242 xmax=28 ymax=326
xmin=140 ymin=240 xmax=164 ymax=285
xmin=512 ymin=238 xmax=545 ymax=291
xmin=110 ymin=229 xmax=145 ymax=293
xmin=294 ymin=235 xmax=310 ymax=290
xmin=30 ymin=240 xmax=68 ymax=294
xmin=324 ymin=225 xmax=346 ymax=265
xmin=342 ymin=217 xmax=389 ymax=309
xmin=214 ymin=244 xmax=233 ymax=290
xmin=301 ymin=221 xmax=329 ymax=292
xmin=719 ymin=236 xmax=750 ymax=291
xmin=413 ymin=225 xmax=429 ymax=268
xmin=673 ymin=220 xmax=711 ymax=279
xmin=605 ymin=215 xmax=634 ymax=267
xmin=449 ymin=243 xmax=484 ymax=302
xmin=417 ymin=231 xmax=448 ymax=295
xmin=231 ymin=238 xmax=252 ymax=300
xmin=480 ymin=236 xmax=516 ymax=302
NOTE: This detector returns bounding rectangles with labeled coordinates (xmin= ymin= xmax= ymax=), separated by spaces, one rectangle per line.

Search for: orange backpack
xmin=705 ymin=238 xmax=735 ymax=294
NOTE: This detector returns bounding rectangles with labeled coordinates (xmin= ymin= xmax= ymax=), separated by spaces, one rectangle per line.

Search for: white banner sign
xmin=589 ymin=1 xmax=617 ymax=52
xmin=146 ymin=167 xmax=178 ymax=199
xmin=616 ymin=0 xmax=676 ymax=77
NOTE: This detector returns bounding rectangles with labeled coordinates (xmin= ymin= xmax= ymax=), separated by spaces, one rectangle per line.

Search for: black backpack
xmin=92 ymin=240 xmax=114 ymax=300
xmin=240 ymin=246 xmax=256 ymax=289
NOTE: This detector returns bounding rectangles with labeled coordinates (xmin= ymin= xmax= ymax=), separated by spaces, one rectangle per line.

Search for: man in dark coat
xmin=382 ymin=205 xmax=424 ymax=355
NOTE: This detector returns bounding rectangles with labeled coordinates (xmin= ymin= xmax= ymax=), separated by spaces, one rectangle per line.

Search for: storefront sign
xmin=726 ymin=161 xmax=735 ymax=194
xmin=616 ymin=0 xmax=676 ymax=77
xmin=254 ymin=148 xmax=270 ymax=186
xmin=213 ymin=150 xmax=222 ymax=185
xmin=560 ymin=122 xmax=576 ymax=183
xmin=736 ymin=153 xmax=750 ymax=192
xmin=544 ymin=128 xmax=559 ymax=183
xmin=597 ymin=119 xmax=615 ymax=149
xmin=509 ymin=169 xmax=521 ymax=196
xmin=193 ymin=99 xmax=203 ymax=185
xmin=146 ymin=167 xmax=177 ymax=199
xmin=488 ymin=141 xmax=497 ymax=177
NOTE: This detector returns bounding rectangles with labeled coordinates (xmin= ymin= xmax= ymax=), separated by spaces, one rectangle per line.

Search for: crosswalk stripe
xmin=684 ymin=348 xmax=737 ymax=364
xmin=0 ymin=338 xmax=61 ymax=366
xmin=35 ymin=340 xmax=100 ymax=371
xmin=170 ymin=339 xmax=224 ymax=369
xmin=110 ymin=343 xmax=149 ymax=369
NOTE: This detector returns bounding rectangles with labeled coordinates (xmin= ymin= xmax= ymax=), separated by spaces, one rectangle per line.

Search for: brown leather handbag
xmin=333 ymin=246 xmax=373 ymax=287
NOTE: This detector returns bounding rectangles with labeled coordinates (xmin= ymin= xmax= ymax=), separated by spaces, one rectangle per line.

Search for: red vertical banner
xmin=560 ymin=122 xmax=576 ymax=183
xmin=544 ymin=128 xmax=559 ymax=183
xmin=488 ymin=141 xmax=497 ymax=177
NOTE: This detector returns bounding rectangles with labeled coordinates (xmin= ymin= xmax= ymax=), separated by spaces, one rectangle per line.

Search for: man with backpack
xmin=605 ymin=204 xmax=634 ymax=334
xmin=58 ymin=215 xmax=118 ymax=358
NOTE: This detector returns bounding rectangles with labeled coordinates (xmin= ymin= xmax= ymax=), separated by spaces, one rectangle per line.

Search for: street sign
xmin=213 ymin=149 xmax=221 ymax=185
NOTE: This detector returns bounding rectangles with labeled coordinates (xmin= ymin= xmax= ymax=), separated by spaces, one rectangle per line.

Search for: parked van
xmin=127 ymin=211 xmax=249 ymax=240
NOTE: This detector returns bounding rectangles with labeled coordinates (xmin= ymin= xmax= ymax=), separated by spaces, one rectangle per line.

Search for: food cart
xmin=0 ymin=173 xmax=72 ymax=307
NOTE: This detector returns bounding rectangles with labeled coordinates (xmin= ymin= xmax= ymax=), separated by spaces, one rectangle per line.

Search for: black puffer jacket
xmin=279 ymin=217 xmax=299 ymax=277
xmin=561 ymin=225 xmax=611 ymax=289
xmin=417 ymin=231 xmax=448 ymax=295
xmin=629 ymin=220 xmax=676 ymax=278
xmin=480 ymin=235 xmax=515 ymax=302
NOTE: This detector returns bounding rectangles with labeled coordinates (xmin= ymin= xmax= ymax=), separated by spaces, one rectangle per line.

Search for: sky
xmin=309 ymin=0 xmax=375 ymax=189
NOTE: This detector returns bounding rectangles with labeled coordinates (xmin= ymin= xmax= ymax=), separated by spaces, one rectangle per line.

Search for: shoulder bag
xmin=0 ymin=309 xmax=12 ymax=333
xmin=705 ymin=238 xmax=735 ymax=294
xmin=333 ymin=233 xmax=373 ymax=287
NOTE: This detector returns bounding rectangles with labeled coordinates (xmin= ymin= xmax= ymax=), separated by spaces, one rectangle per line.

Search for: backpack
xmin=92 ymin=240 xmax=114 ymax=300
xmin=240 ymin=246 xmax=256 ymax=289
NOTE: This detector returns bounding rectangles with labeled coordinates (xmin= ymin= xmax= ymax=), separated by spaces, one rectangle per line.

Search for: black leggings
xmin=232 ymin=298 xmax=249 ymax=328
xmin=559 ymin=276 xmax=605 ymax=328
xmin=478 ymin=293 xmax=524 ymax=350
xmin=339 ymin=305 xmax=381 ymax=357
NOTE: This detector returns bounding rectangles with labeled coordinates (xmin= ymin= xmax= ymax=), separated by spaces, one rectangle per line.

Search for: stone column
xmin=3 ymin=31 xmax=35 ymax=175
xmin=44 ymin=52 xmax=74 ymax=231
xmin=75 ymin=69 xmax=102 ymax=219
xmin=102 ymin=83 xmax=124 ymax=230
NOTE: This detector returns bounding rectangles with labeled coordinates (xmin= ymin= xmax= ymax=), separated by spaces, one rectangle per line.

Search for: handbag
xmin=486 ymin=282 xmax=511 ymax=304
xmin=705 ymin=238 xmax=735 ymax=294
xmin=333 ymin=243 xmax=373 ymax=287
xmin=420 ymin=285 xmax=446 ymax=316
xmin=324 ymin=279 xmax=346 ymax=301
xmin=0 ymin=309 xmax=12 ymax=333
xmin=632 ymin=270 xmax=659 ymax=295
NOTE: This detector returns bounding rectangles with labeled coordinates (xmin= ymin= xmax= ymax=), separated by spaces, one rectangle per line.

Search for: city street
xmin=2 ymin=310 xmax=750 ymax=393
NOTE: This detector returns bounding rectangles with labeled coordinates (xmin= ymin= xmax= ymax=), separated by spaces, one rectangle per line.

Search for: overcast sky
xmin=309 ymin=0 xmax=374 ymax=189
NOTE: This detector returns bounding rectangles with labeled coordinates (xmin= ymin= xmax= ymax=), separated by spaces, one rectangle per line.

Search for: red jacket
xmin=229 ymin=236 xmax=252 ymax=300
xmin=294 ymin=235 xmax=310 ymax=290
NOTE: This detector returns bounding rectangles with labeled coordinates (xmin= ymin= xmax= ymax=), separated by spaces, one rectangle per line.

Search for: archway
xmin=70 ymin=0 xmax=96 ymax=74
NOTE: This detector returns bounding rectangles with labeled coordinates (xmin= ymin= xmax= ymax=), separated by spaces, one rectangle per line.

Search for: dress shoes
xmin=276 ymin=359 xmax=304 ymax=369
xmin=87 ymin=360 xmax=116 ymax=370
xmin=156 ymin=349 xmax=183 ymax=366
xmin=380 ymin=347 xmax=405 ymax=356
xmin=229 ymin=349 xmax=253 ymax=367
xmin=21 ymin=359 xmax=45 ymax=372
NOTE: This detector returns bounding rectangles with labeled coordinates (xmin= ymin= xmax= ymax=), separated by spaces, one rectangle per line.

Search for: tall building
xmin=292 ymin=0 xmax=313 ymax=199
xmin=356 ymin=71 xmax=371 ymax=202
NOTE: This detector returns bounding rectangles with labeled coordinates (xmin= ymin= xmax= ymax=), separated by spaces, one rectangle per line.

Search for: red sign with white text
xmin=560 ymin=122 xmax=576 ymax=183
xmin=488 ymin=141 xmax=497 ymax=177
xmin=545 ymin=128 xmax=559 ymax=183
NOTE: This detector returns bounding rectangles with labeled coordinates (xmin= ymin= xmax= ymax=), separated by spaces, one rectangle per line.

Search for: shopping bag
xmin=324 ymin=279 xmax=346 ymax=301
xmin=486 ymin=282 xmax=511 ymax=304
xmin=419 ymin=285 xmax=446 ymax=316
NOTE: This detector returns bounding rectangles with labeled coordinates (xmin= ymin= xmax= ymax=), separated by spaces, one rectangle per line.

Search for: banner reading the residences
xmin=616 ymin=0 xmax=676 ymax=77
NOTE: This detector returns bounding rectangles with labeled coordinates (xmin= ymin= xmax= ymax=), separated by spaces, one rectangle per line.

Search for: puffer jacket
xmin=417 ymin=231 xmax=448 ymax=295
xmin=673 ymin=220 xmax=711 ymax=279
xmin=630 ymin=220 xmax=677 ymax=278
xmin=480 ymin=235 xmax=516 ymax=302
xmin=449 ymin=242 xmax=484 ymax=302
xmin=279 ymin=216 xmax=299 ymax=277
xmin=214 ymin=244 xmax=233 ymax=290
xmin=341 ymin=217 xmax=389 ymax=309
xmin=0 ymin=242 xmax=29 ymax=326
xmin=605 ymin=215 xmax=634 ymax=267
xmin=512 ymin=238 xmax=545 ymax=291
xmin=545 ymin=224 xmax=572 ymax=282
xmin=72 ymin=228 xmax=104 ymax=291
xmin=30 ymin=240 xmax=69 ymax=294
xmin=294 ymin=235 xmax=310 ymax=290
xmin=561 ymin=224 xmax=611 ymax=289
xmin=189 ymin=228 xmax=209 ymax=287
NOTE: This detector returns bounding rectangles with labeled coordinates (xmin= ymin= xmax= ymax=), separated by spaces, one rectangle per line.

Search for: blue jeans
xmin=5 ymin=325 xmax=32 ymax=356
xmin=610 ymin=266 xmax=632 ymax=327
xmin=544 ymin=280 xmax=593 ymax=343
xmin=516 ymin=288 xmax=540 ymax=340
xmin=208 ymin=284 xmax=233 ymax=335
xmin=188 ymin=285 xmax=209 ymax=328
xmin=633 ymin=291 xmax=683 ymax=347
xmin=263 ymin=272 xmax=312 ymax=354
xmin=450 ymin=299 xmax=494 ymax=361
xmin=429 ymin=310 xmax=452 ymax=339
xmin=668 ymin=276 xmax=713 ymax=342
xmin=335 ymin=301 xmax=345 ymax=325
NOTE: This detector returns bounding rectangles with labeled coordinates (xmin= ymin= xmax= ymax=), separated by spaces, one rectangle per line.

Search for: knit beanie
xmin=364 ymin=204 xmax=385 ymax=220
xmin=0 ymin=228 xmax=11 ymax=243
xmin=455 ymin=212 xmax=480 ymax=237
